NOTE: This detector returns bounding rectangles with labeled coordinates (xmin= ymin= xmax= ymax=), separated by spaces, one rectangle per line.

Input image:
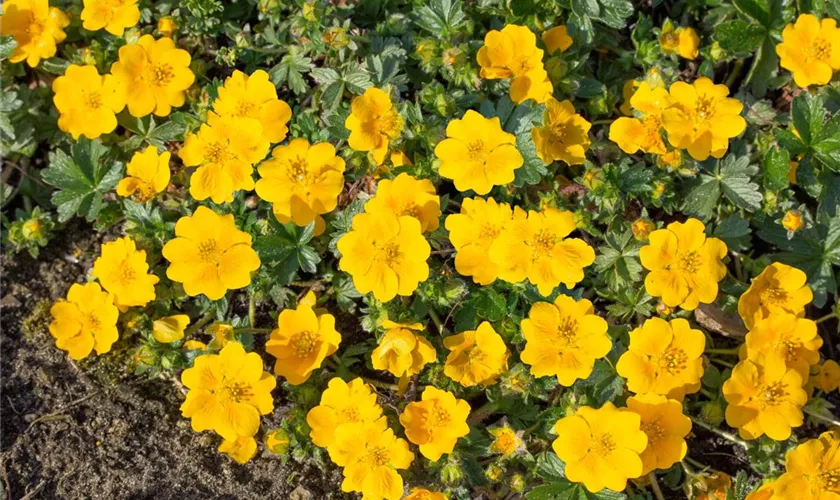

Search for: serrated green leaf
xmin=716 ymin=20 xmax=766 ymax=54
xmin=792 ymin=92 xmax=825 ymax=145
xmin=762 ymin=146 xmax=791 ymax=190
xmin=733 ymin=0 xmax=772 ymax=26
xmin=0 ymin=35 xmax=17 ymax=60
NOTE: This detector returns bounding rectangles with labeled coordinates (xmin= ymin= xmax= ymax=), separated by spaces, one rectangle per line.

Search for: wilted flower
xmin=52 ymin=65 xmax=126 ymax=139
xmin=400 ymin=387 xmax=470 ymax=461
xmin=265 ymin=303 xmax=341 ymax=385
xmin=116 ymin=147 xmax=171 ymax=202
xmin=49 ymin=282 xmax=119 ymax=360
xmin=443 ymin=321 xmax=509 ymax=387
xmin=632 ymin=219 xmax=655 ymax=241
xmin=92 ymin=236 xmax=159 ymax=311
xmin=782 ymin=209 xmax=804 ymax=233
xmin=306 ymin=378 xmax=382 ymax=447
xmin=489 ymin=424 xmax=523 ymax=458
xmin=0 ymin=0 xmax=69 ymax=67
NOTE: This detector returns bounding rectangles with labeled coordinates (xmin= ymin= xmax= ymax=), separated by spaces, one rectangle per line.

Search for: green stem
xmin=184 ymin=313 xmax=214 ymax=336
xmin=705 ymin=347 xmax=740 ymax=355
xmin=234 ymin=327 xmax=273 ymax=334
xmin=248 ymin=295 xmax=256 ymax=328
xmin=710 ymin=358 xmax=735 ymax=368
xmin=362 ymin=377 xmax=398 ymax=392
xmin=689 ymin=416 xmax=749 ymax=450
xmin=724 ymin=58 xmax=745 ymax=89
xmin=803 ymin=406 xmax=840 ymax=427
xmin=683 ymin=456 xmax=708 ymax=471
xmin=815 ymin=312 xmax=837 ymax=324
xmin=467 ymin=401 xmax=500 ymax=425
xmin=590 ymin=119 xmax=613 ymax=126
xmin=428 ymin=308 xmax=445 ymax=335
xmin=648 ymin=472 xmax=666 ymax=500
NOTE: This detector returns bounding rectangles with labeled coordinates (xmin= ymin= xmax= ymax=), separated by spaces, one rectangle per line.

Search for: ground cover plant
xmin=2 ymin=0 xmax=840 ymax=499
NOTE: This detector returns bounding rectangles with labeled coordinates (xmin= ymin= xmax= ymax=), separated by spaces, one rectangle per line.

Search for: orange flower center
xmin=758 ymin=381 xmax=787 ymax=407
xmin=286 ymin=158 xmax=311 ymax=185
xmin=236 ymin=100 xmax=256 ymax=117
xmin=396 ymin=202 xmax=420 ymax=220
xmin=377 ymin=242 xmax=402 ymax=267
xmin=133 ymin=180 xmax=157 ymax=202
xmin=198 ymin=239 xmax=223 ymax=264
xmin=658 ymin=346 xmax=688 ymax=375
xmin=422 ymin=402 xmax=450 ymax=428
xmin=641 ymin=419 xmax=665 ymax=445
xmin=531 ymin=230 xmax=557 ymax=258
xmin=695 ymin=97 xmax=716 ymax=121
xmin=818 ymin=468 xmax=840 ymax=493
xmin=85 ymin=313 xmax=101 ymax=331
xmin=206 ymin=142 xmax=232 ymax=165
xmin=220 ymin=382 xmax=252 ymax=403
xmin=116 ymin=264 xmax=136 ymax=286
xmin=363 ymin=445 xmax=390 ymax=467
xmin=759 ymin=284 xmax=788 ymax=306
xmin=554 ymin=316 xmax=579 ymax=345
xmin=811 ymin=37 xmax=831 ymax=61
xmin=677 ymin=251 xmax=701 ymax=274
xmin=151 ymin=64 xmax=175 ymax=87
xmin=591 ymin=432 xmax=616 ymax=456
xmin=478 ymin=223 xmax=500 ymax=241
xmin=341 ymin=406 xmax=360 ymax=422
xmin=25 ymin=13 xmax=44 ymax=37
xmin=84 ymin=90 xmax=104 ymax=109
xmin=376 ymin=110 xmax=402 ymax=139
xmin=291 ymin=330 xmax=318 ymax=357
xmin=491 ymin=430 xmax=517 ymax=455
xmin=467 ymin=140 xmax=488 ymax=162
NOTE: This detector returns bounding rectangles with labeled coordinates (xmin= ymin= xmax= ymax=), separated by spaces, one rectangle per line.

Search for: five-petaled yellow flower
xmin=0 ymin=0 xmax=69 ymax=67
xmin=532 ymin=98 xmax=591 ymax=166
xmin=776 ymin=14 xmax=840 ymax=88
xmin=116 ymin=146 xmax=171 ymax=202
xmin=255 ymin=138 xmax=345 ymax=233
xmin=110 ymin=35 xmax=195 ymax=117
xmin=738 ymin=262 xmax=813 ymax=330
xmin=211 ymin=69 xmax=293 ymax=143
xmin=490 ymin=208 xmax=595 ymax=296
xmin=180 ymin=342 xmax=276 ymax=441
xmin=152 ymin=314 xmax=190 ymax=343
xmin=662 ymin=77 xmax=746 ymax=161
xmin=306 ymin=377 xmax=382 ymax=448
xmin=617 ymin=317 xmax=705 ymax=399
xmin=626 ymin=393 xmax=691 ymax=475
xmin=815 ymin=360 xmax=840 ymax=393
xmin=265 ymin=303 xmax=341 ymax=385
xmin=371 ymin=321 xmax=436 ymax=384
xmin=723 ymin=359 xmax=807 ymax=441
xmin=435 ymin=110 xmax=524 ymax=195
xmin=345 ymin=87 xmax=403 ymax=165
xmin=218 ymin=436 xmax=258 ymax=464
xmin=773 ymin=431 xmax=840 ymax=499
xmin=81 ymin=0 xmax=140 ymax=36
xmin=365 ymin=173 xmax=441 ymax=233
xmin=659 ymin=21 xmax=700 ymax=60
xmin=162 ymin=206 xmax=261 ymax=300
xmin=489 ymin=424 xmax=523 ymax=458
xmin=609 ymin=82 xmax=672 ymax=155
xmin=337 ymin=211 xmax=430 ymax=302
xmin=743 ymin=311 xmax=821 ymax=379
xmin=520 ymin=295 xmax=611 ymax=386
xmin=552 ymin=402 xmax=647 ymax=493
xmin=92 ymin=236 xmax=159 ymax=311
xmin=399 ymin=387 xmax=470 ymax=461
xmin=49 ymin=282 xmax=119 ymax=360
xmin=180 ymin=114 xmax=270 ymax=204
xmin=443 ymin=321 xmax=509 ymax=387
xmin=476 ymin=24 xmax=553 ymax=103
xmin=640 ymin=218 xmax=728 ymax=310
xmin=543 ymin=25 xmax=573 ymax=54
xmin=52 ymin=64 xmax=126 ymax=139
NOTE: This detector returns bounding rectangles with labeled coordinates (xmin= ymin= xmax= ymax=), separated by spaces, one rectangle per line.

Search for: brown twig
xmin=24 ymin=390 xmax=104 ymax=434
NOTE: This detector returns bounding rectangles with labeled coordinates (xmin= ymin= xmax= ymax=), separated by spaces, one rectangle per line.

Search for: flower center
xmin=467 ymin=140 xmax=488 ymax=162
xmin=116 ymin=264 xmax=136 ymax=286
xmin=377 ymin=110 xmax=402 ymax=138
xmin=695 ymin=97 xmax=715 ymax=120
xmin=84 ymin=91 xmax=103 ymax=109
xmin=287 ymin=158 xmax=310 ymax=185
xmin=85 ymin=313 xmax=101 ymax=331
xmin=531 ymin=230 xmax=557 ymax=258
xmin=364 ymin=445 xmax=390 ymax=467
xmin=758 ymin=381 xmax=787 ymax=407
xmin=641 ymin=419 xmax=665 ymax=445
xmin=591 ymin=432 xmax=616 ymax=456
xmin=492 ymin=431 xmax=517 ymax=455
xmin=818 ymin=468 xmax=840 ymax=493
xmin=221 ymin=382 xmax=252 ymax=403
xmin=678 ymin=251 xmax=701 ymax=273
xmin=467 ymin=347 xmax=488 ymax=365
xmin=25 ymin=14 xmax=44 ymax=37
xmin=478 ymin=223 xmax=500 ymax=241
xmin=760 ymin=284 xmax=788 ymax=306
xmin=198 ymin=239 xmax=223 ymax=264
xmin=554 ymin=316 xmax=579 ymax=345
xmin=206 ymin=142 xmax=232 ymax=165
xmin=291 ymin=330 xmax=318 ymax=357
xmin=342 ymin=406 xmax=360 ymax=422
xmin=236 ymin=100 xmax=256 ymax=117
xmin=658 ymin=347 xmax=688 ymax=375
xmin=423 ymin=402 xmax=450 ymax=428
xmin=812 ymin=37 xmax=831 ymax=61
xmin=377 ymin=242 xmax=402 ymax=267
xmin=152 ymin=64 xmax=175 ymax=87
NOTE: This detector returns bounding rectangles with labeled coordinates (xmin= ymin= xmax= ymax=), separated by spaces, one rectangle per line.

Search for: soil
xmin=0 ymin=222 xmax=350 ymax=500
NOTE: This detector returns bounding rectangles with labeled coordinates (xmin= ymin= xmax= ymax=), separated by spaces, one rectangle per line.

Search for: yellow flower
xmin=52 ymin=65 xmax=126 ymax=139
xmin=371 ymin=321 xmax=436 ymax=379
xmin=476 ymin=24 xmax=553 ymax=104
xmin=443 ymin=321 xmax=509 ymax=387
xmin=617 ymin=318 xmax=705 ymax=399
xmin=49 ymin=282 xmax=119 ymax=360
xmin=434 ymin=110 xmax=523 ymax=195
xmin=744 ymin=311 xmax=821 ymax=379
xmin=405 ymin=488 xmax=447 ymax=500
xmin=265 ymin=303 xmax=341 ymax=385
xmin=211 ymin=69 xmax=293 ymax=143
xmin=773 ymin=431 xmax=840 ymax=499
xmin=365 ymin=173 xmax=441 ymax=232
xmin=640 ymin=218 xmax=728 ymax=310
xmin=328 ymin=420 xmax=415 ymax=500
xmin=510 ymin=67 xmax=554 ymax=104
xmin=532 ymin=98 xmax=591 ymax=165
xmin=815 ymin=360 xmax=840 ymax=393
xmin=662 ymin=77 xmax=746 ymax=161
xmin=776 ymin=14 xmax=840 ymax=88
xmin=157 ymin=16 xmax=177 ymax=37
xmin=788 ymin=161 xmax=799 ymax=184
xmin=116 ymin=146 xmax=171 ymax=202
xmin=552 ymin=403 xmax=647 ymax=493
xmin=489 ymin=208 xmax=595 ymax=296
xmin=626 ymin=393 xmax=691 ymax=475
xmin=255 ymin=138 xmax=345 ymax=229
xmin=520 ymin=295 xmax=610 ymax=386
xmin=723 ymin=359 xmax=807 ymax=440
xmin=489 ymin=425 xmax=522 ymax=458
xmin=399 ymin=386 xmax=470 ymax=461
xmin=81 ymin=0 xmax=140 ymax=36
xmin=445 ymin=197 xmax=521 ymax=285
xmin=744 ymin=482 xmax=776 ymax=500
xmin=110 ymin=35 xmax=194 ymax=117
xmin=180 ymin=114 xmax=269 ymax=203
xmin=632 ymin=219 xmax=655 ymax=241
xmin=218 ymin=435 xmax=257 ymax=464
xmin=306 ymin=378 xmax=382 ymax=447
xmin=657 ymin=149 xmax=683 ymax=170
xmin=737 ymin=262 xmax=813 ymax=330
xmin=782 ymin=209 xmax=804 ymax=233
xmin=619 ymin=80 xmax=638 ymax=116
xmin=659 ymin=22 xmax=700 ymax=60
xmin=609 ymin=82 xmax=672 ymax=155
xmin=0 ymin=0 xmax=69 ymax=67
xmin=183 ymin=340 xmax=207 ymax=351
xmin=180 ymin=342 xmax=276 ymax=440
xmin=695 ymin=472 xmax=732 ymax=500
xmin=345 ymin=87 xmax=403 ymax=165
xmin=337 ymin=211 xmax=430 ymax=302
xmin=92 ymin=236 xmax=159 ymax=311
xmin=264 ymin=428 xmax=290 ymax=455
xmin=162 ymin=206 xmax=261 ymax=300
xmin=152 ymin=314 xmax=190 ymax=343
xmin=543 ymin=25 xmax=573 ymax=54
xmin=207 ymin=322 xmax=235 ymax=349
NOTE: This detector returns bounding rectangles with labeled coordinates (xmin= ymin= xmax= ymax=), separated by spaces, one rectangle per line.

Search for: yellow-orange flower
xmin=52 ymin=65 xmax=126 ymax=139
xmin=306 ymin=378 xmax=382 ymax=448
xmin=265 ymin=303 xmax=341 ymax=385
xmin=405 ymin=488 xmax=447 ymax=500
xmin=815 ymin=360 xmax=840 ymax=393
xmin=152 ymin=315 xmax=190 ymax=343
xmin=434 ymin=110 xmax=523 ymax=195
xmin=552 ymin=403 xmax=647 ymax=493
xmin=626 ymin=393 xmax=691 ymax=475
xmin=617 ymin=318 xmax=705 ymax=399
xmin=776 ymin=14 xmax=840 ymax=88
xmin=345 ymin=87 xmax=403 ymax=165
xmin=773 ymin=431 xmax=840 ymax=499
xmin=640 ymin=218 xmax=728 ymax=310
xmin=180 ymin=342 xmax=276 ymax=440
xmin=738 ymin=262 xmax=813 ymax=330
xmin=476 ymin=24 xmax=553 ymax=104
xmin=399 ymin=387 xmax=470 ymax=461
xmin=162 ymin=206 xmax=261 ymax=300
xmin=782 ymin=209 xmax=804 ymax=233
xmin=49 ymin=282 xmax=119 ymax=360
xmin=1 ymin=0 xmax=69 ymax=67
xmin=743 ymin=311 xmax=821 ymax=379
xmin=723 ymin=359 xmax=807 ymax=440
xmin=659 ymin=22 xmax=700 ymax=60
xmin=116 ymin=146 xmax=171 ymax=201
xmin=443 ymin=321 xmax=509 ymax=387
xmin=745 ymin=482 xmax=776 ymax=500
xmin=662 ymin=77 xmax=746 ymax=161
xmin=157 ymin=16 xmax=177 ymax=37
xmin=218 ymin=435 xmax=257 ymax=464
xmin=520 ymin=295 xmax=611 ymax=386
xmin=489 ymin=424 xmax=523 ymax=458
xmin=81 ymin=0 xmax=140 ymax=36
xmin=532 ymin=98 xmax=591 ymax=165
xmin=371 ymin=321 xmax=436 ymax=379
xmin=696 ymin=472 xmax=732 ymax=500
xmin=337 ymin=211 xmax=430 ymax=302
xmin=110 ymin=35 xmax=194 ymax=117
xmin=609 ymin=82 xmax=672 ymax=155
xmin=365 ymin=173 xmax=441 ymax=233
xmin=543 ymin=25 xmax=572 ymax=54
xmin=211 ymin=69 xmax=293 ymax=143
xmin=619 ymin=80 xmax=638 ymax=115
xmin=489 ymin=208 xmax=595 ymax=296
xmin=632 ymin=219 xmax=656 ymax=241
xmin=92 ymin=236 xmax=159 ymax=311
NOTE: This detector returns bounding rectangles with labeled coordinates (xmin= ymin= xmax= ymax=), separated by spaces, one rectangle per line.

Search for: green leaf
xmin=413 ymin=0 xmax=466 ymax=36
xmin=733 ymin=0 xmax=772 ymax=26
xmin=579 ymin=359 xmax=624 ymax=406
xmin=0 ymin=35 xmax=17 ymax=60
xmin=743 ymin=37 xmax=777 ymax=97
xmin=594 ymin=230 xmax=642 ymax=291
xmin=596 ymin=0 xmax=634 ymax=29
xmin=774 ymin=129 xmax=808 ymax=157
xmin=720 ymin=156 xmax=762 ymax=211
xmin=536 ymin=452 xmax=566 ymax=482
xmin=761 ymin=146 xmax=791 ymax=190
xmin=813 ymin=138 xmax=840 ymax=171
xmin=269 ymin=51 xmax=314 ymax=95
xmin=716 ymin=21 xmax=766 ymax=54
xmin=714 ymin=213 xmax=752 ymax=251
xmin=254 ymin=222 xmax=321 ymax=285
xmin=471 ymin=288 xmax=506 ymax=322
xmin=792 ymin=92 xmax=825 ymax=145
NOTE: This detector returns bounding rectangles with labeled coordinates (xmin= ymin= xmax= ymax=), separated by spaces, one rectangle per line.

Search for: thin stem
xmin=648 ymin=472 xmax=666 ymax=500
xmin=804 ymin=406 xmax=840 ymax=427
xmin=248 ymin=295 xmax=256 ymax=328
xmin=428 ymin=308 xmax=445 ymax=335
xmin=431 ymin=248 xmax=456 ymax=256
xmin=362 ymin=377 xmax=398 ymax=392
xmin=710 ymin=358 xmax=735 ymax=368
xmin=724 ymin=58 xmax=745 ymax=89
xmin=689 ymin=416 xmax=749 ymax=450
xmin=467 ymin=401 xmax=500 ymax=425
xmin=705 ymin=347 xmax=740 ymax=355
xmin=683 ymin=456 xmax=708 ymax=471
xmin=233 ymin=327 xmax=273 ymax=334
xmin=184 ymin=313 xmax=214 ymax=336
xmin=731 ymin=250 xmax=744 ymax=282
xmin=815 ymin=312 xmax=837 ymax=324
xmin=590 ymin=119 xmax=613 ymax=125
